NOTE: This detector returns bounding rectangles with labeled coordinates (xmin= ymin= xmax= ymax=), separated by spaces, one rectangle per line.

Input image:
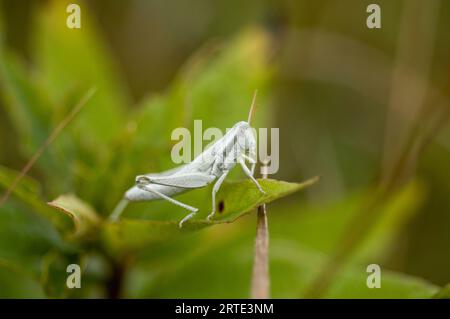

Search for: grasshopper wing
xmin=145 ymin=164 xmax=188 ymax=177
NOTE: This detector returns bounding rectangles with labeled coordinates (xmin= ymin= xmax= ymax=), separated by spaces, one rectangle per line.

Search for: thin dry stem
xmin=250 ymin=160 xmax=270 ymax=298
xmin=0 ymin=88 xmax=96 ymax=207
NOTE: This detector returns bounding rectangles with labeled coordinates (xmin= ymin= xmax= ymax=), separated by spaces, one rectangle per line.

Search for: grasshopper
xmin=110 ymin=91 xmax=265 ymax=227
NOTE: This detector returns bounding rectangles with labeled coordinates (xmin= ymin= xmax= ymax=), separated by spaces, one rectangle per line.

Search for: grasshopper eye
xmin=136 ymin=175 xmax=151 ymax=186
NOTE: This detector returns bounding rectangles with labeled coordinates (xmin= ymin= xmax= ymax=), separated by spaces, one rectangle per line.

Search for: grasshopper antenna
xmin=247 ymin=89 xmax=258 ymax=125
xmin=0 ymin=88 xmax=96 ymax=207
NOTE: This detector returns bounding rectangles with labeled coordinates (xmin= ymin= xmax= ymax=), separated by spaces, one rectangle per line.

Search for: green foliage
xmin=100 ymin=178 xmax=318 ymax=258
xmin=47 ymin=194 xmax=101 ymax=238
xmin=433 ymin=284 xmax=450 ymax=299
xmin=0 ymin=1 xmax=445 ymax=298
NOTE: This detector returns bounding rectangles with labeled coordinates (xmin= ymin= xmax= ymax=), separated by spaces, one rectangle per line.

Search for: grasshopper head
xmin=136 ymin=175 xmax=151 ymax=187
xmin=234 ymin=121 xmax=257 ymax=157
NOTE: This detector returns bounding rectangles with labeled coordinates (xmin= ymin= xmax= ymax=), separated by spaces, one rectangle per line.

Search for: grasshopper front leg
xmin=207 ymin=170 xmax=230 ymax=221
xmin=239 ymin=158 xmax=266 ymax=194
xmin=242 ymin=153 xmax=256 ymax=175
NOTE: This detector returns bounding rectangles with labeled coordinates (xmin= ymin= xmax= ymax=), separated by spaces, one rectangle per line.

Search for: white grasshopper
xmin=110 ymin=92 xmax=265 ymax=227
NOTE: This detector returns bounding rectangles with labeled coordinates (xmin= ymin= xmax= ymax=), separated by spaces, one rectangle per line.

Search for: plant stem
xmin=250 ymin=162 xmax=270 ymax=298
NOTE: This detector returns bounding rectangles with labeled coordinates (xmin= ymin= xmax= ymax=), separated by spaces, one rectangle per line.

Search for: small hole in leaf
xmin=218 ymin=200 xmax=225 ymax=213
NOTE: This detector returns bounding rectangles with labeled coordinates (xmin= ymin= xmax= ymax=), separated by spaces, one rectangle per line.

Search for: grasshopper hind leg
xmin=179 ymin=211 xmax=198 ymax=228
xmin=137 ymin=184 xmax=199 ymax=228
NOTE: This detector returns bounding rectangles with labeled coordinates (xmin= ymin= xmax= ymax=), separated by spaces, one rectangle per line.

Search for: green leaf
xmin=0 ymin=50 xmax=66 ymax=182
xmin=0 ymin=203 xmax=67 ymax=271
xmin=39 ymin=250 xmax=83 ymax=298
xmin=433 ymin=283 xmax=450 ymax=299
xmin=32 ymin=0 xmax=128 ymax=152
xmin=0 ymin=49 xmax=87 ymax=193
xmin=0 ymin=51 xmax=50 ymax=152
xmin=47 ymin=194 xmax=101 ymax=238
xmin=207 ymin=177 xmax=320 ymax=223
xmin=101 ymin=177 xmax=318 ymax=257
xmin=0 ymin=266 xmax=45 ymax=298
xmin=0 ymin=165 xmax=41 ymax=199
xmin=0 ymin=200 xmax=76 ymax=298
xmin=0 ymin=165 xmax=71 ymax=231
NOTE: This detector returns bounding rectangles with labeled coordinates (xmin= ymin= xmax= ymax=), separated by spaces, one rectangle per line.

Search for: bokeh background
xmin=0 ymin=0 xmax=448 ymax=298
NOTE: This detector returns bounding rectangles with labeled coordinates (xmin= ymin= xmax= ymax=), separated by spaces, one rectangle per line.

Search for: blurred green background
xmin=0 ymin=0 xmax=448 ymax=298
